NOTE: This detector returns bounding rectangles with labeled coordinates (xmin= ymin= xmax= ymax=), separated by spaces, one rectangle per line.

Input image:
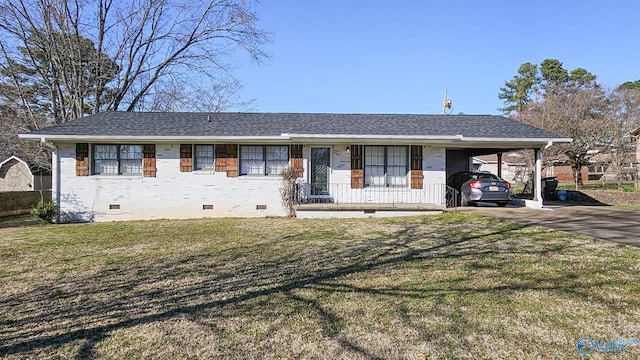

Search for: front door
xmin=310 ymin=147 xmax=330 ymax=196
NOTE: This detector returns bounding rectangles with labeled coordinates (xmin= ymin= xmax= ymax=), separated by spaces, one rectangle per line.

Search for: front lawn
xmin=1 ymin=214 xmax=639 ymax=359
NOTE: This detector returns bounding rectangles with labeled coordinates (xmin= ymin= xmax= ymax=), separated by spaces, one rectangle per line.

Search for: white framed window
xmin=240 ymin=145 xmax=289 ymax=175
xmin=194 ymin=145 xmax=215 ymax=171
xmin=386 ymin=146 xmax=408 ymax=186
xmin=93 ymin=144 xmax=143 ymax=175
xmin=364 ymin=146 xmax=408 ymax=186
xmin=240 ymin=145 xmax=264 ymax=175
xmin=365 ymin=146 xmax=386 ymax=186
xmin=266 ymin=145 xmax=289 ymax=175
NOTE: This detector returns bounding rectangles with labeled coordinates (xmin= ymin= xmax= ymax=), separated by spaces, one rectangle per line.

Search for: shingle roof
xmin=23 ymin=112 xmax=569 ymax=140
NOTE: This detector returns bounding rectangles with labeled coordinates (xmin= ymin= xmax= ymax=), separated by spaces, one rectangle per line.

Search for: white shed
xmin=0 ymin=155 xmax=51 ymax=192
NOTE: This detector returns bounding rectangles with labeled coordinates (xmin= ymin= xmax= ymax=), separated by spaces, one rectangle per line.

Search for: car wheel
xmin=496 ymin=201 xmax=509 ymax=207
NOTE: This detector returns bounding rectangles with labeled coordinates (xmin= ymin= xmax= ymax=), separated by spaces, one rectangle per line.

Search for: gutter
xmin=20 ymin=134 xmax=290 ymax=142
xmin=460 ymin=136 xmax=573 ymax=144
xmin=20 ymin=133 xmax=574 ymax=145
xmin=282 ymin=133 xmax=464 ymax=141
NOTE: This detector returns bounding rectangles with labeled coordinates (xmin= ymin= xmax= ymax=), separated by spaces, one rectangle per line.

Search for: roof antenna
xmin=443 ymin=89 xmax=452 ymax=114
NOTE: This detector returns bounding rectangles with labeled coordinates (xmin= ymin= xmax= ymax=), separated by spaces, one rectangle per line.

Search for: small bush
xmin=622 ymin=186 xmax=636 ymax=193
xmin=31 ymin=201 xmax=57 ymax=224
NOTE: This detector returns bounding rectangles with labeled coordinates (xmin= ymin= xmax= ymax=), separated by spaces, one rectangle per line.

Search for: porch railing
xmin=295 ymin=182 xmax=459 ymax=208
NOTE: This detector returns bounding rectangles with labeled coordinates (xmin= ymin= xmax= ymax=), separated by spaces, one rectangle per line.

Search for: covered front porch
xmin=292 ymin=144 xmax=549 ymax=218
xmin=294 ymin=182 xmax=456 ymax=206
xmin=294 ymin=182 xmax=455 ymax=217
xmin=296 ymin=202 xmax=446 ymax=218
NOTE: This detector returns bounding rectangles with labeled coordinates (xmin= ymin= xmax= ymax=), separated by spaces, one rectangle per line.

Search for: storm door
xmin=310 ymin=147 xmax=330 ymax=196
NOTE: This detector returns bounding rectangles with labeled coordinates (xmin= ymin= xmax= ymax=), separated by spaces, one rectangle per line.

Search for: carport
xmin=446 ymin=140 xmax=563 ymax=208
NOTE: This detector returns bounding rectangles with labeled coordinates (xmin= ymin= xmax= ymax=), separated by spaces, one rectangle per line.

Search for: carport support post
xmin=534 ymin=148 xmax=543 ymax=208
xmin=497 ymin=153 xmax=503 ymax=178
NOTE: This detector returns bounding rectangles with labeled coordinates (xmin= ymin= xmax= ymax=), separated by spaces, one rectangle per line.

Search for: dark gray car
xmin=447 ymin=171 xmax=511 ymax=207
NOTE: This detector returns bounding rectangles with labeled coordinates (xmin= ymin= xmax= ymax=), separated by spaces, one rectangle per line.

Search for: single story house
xmin=586 ymin=152 xmax=636 ymax=181
xmin=0 ymin=155 xmax=51 ymax=192
xmin=540 ymin=154 xmax=591 ymax=183
xmin=19 ymin=112 xmax=572 ymax=222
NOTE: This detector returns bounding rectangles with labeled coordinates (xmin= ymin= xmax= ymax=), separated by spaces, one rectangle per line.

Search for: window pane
xmin=387 ymin=169 xmax=407 ymax=186
xmin=93 ymin=145 xmax=118 ymax=174
xmin=195 ymin=145 xmax=215 ymax=171
xmin=120 ymin=145 xmax=142 ymax=159
xmin=120 ymin=159 xmax=142 ymax=174
xmin=266 ymin=145 xmax=288 ymax=175
xmin=120 ymin=145 xmax=143 ymax=174
xmin=365 ymin=146 xmax=385 ymax=185
xmin=387 ymin=146 xmax=407 ymax=166
xmin=386 ymin=146 xmax=407 ymax=186
xmin=95 ymin=159 xmax=118 ymax=174
xmin=241 ymin=146 xmax=264 ymax=175
xmin=94 ymin=144 xmax=118 ymax=159
xmin=365 ymin=146 xmax=384 ymax=166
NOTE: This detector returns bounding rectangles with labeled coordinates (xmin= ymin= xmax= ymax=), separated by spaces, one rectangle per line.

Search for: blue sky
xmin=234 ymin=1 xmax=640 ymax=115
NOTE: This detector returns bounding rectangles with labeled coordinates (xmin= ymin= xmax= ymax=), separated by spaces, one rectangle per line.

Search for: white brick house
xmin=20 ymin=112 xmax=571 ymax=222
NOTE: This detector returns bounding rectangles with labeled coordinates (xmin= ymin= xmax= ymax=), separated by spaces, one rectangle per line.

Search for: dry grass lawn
xmin=1 ymin=213 xmax=640 ymax=359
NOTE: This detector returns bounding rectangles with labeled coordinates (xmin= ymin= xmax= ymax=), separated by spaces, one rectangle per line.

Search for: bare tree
xmin=499 ymin=60 xmax=637 ymax=188
xmin=0 ymin=0 xmax=269 ymax=116
xmin=0 ymin=0 xmax=269 ymax=168
xmin=608 ymin=87 xmax=640 ymax=185
xmin=0 ymin=105 xmax=50 ymax=169
xmin=143 ymin=78 xmax=255 ymax=113
xmin=518 ymin=84 xmax=611 ymax=187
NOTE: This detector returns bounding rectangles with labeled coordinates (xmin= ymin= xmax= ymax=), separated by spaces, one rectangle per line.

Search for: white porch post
xmin=534 ymin=148 xmax=543 ymax=208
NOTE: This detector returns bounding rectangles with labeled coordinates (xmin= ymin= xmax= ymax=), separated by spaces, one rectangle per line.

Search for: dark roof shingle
xmin=23 ymin=111 xmax=568 ymax=139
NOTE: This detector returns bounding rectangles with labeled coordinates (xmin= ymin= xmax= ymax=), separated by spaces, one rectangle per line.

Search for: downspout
xmin=40 ymin=137 xmax=60 ymax=223
xmin=543 ymin=141 xmax=553 ymax=178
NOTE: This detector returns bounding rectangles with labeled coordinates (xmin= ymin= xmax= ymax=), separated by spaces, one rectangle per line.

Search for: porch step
xmin=296 ymin=203 xmax=445 ymax=218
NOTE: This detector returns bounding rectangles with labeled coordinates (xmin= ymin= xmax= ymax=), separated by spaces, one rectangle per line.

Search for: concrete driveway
xmin=455 ymin=203 xmax=640 ymax=247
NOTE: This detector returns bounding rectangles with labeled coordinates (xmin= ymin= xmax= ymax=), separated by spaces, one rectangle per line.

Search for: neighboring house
xmin=19 ymin=112 xmax=571 ymax=222
xmin=539 ymin=154 xmax=588 ymax=182
xmin=538 ymin=152 xmax=637 ymax=183
xmin=472 ymin=151 xmax=633 ymax=184
xmin=473 ymin=153 xmax=531 ymax=183
xmin=587 ymin=152 xmax=636 ymax=181
xmin=0 ymin=155 xmax=51 ymax=192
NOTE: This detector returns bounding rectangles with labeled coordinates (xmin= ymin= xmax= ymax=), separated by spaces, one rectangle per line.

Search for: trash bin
xmin=542 ymin=176 xmax=559 ymax=200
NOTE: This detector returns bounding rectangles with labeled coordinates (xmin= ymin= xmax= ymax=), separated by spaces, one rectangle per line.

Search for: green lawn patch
xmin=1 ymin=213 xmax=639 ymax=359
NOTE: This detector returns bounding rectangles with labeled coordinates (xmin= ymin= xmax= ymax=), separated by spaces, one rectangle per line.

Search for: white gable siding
xmin=57 ymin=143 xmax=286 ymax=222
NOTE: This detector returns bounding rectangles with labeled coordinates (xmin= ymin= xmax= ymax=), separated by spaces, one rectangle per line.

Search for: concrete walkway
xmin=455 ymin=203 xmax=640 ymax=247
